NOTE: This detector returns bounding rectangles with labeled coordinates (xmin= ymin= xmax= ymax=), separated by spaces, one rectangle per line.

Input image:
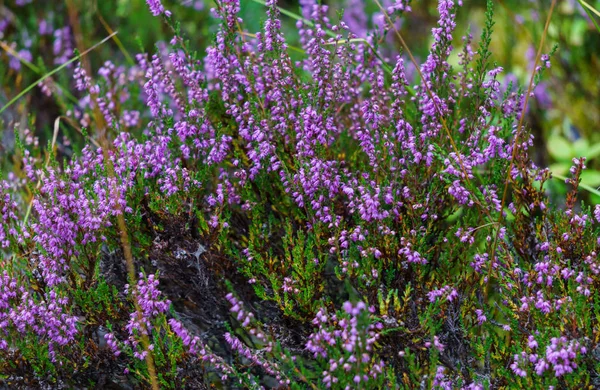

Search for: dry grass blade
xmin=94 ymin=0 xmax=135 ymax=66
xmin=20 ymin=116 xmax=63 ymax=229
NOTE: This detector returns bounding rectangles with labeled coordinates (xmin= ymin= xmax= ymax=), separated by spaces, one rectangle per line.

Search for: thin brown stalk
xmin=372 ymin=0 xmax=463 ymax=170
xmin=64 ymin=1 xmax=160 ymax=387
xmin=97 ymin=89 xmax=162 ymax=390
xmin=487 ymin=0 xmax=557 ymax=297
xmin=372 ymin=0 xmax=490 ymax=214
xmin=93 ymin=0 xmax=135 ymax=65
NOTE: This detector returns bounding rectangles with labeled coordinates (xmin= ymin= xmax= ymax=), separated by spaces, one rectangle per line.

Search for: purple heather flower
xmin=104 ymin=333 xmax=121 ymax=356
xmin=53 ymin=27 xmax=73 ymax=65
xmin=475 ymin=309 xmax=486 ymax=325
xmin=146 ymin=0 xmax=171 ymax=17
xmin=8 ymin=48 xmax=32 ymax=71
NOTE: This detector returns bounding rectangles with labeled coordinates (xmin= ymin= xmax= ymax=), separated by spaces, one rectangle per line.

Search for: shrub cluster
xmin=1 ymin=0 xmax=599 ymax=388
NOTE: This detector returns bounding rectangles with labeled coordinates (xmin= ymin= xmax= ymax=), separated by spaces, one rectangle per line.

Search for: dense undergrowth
xmin=0 ymin=0 xmax=600 ymax=388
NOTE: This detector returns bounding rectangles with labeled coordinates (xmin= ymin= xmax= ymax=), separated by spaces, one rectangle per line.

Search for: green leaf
xmin=580 ymin=170 xmax=600 ymax=187
xmin=572 ymin=138 xmax=590 ymax=157
xmin=584 ymin=142 xmax=600 ymax=161
xmin=547 ymin=135 xmax=573 ymax=161
xmin=549 ymin=163 xmax=570 ymax=176
xmin=569 ymin=19 xmax=588 ymax=46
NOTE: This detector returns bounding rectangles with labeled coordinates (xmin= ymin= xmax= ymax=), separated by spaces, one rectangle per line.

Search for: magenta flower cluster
xmin=306 ymin=301 xmax=385 ymax=387
xmin=511 ymin=336 xmax=587 ymax=378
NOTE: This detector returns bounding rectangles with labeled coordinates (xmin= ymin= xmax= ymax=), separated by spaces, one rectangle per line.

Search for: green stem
xmin=579 ymin=0 xmax=600 ymax=17
xmin=553 ymin=173 xmax=600 ymax=197
xmin=0 ymin=31 xmax=117 ymax=115
xmin=578 ymin=0 xmax=600 ymax=33
xmin=249 ymin=0 xmax=410 ymax=82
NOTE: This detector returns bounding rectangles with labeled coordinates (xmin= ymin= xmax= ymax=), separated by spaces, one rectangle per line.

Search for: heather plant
xmin=0 ymin=0 xmax=599 ymax=388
